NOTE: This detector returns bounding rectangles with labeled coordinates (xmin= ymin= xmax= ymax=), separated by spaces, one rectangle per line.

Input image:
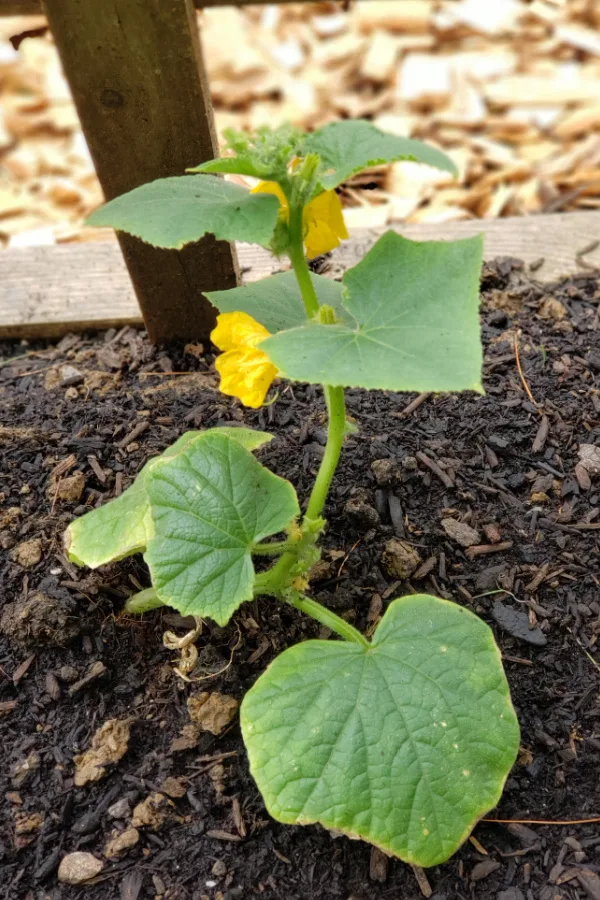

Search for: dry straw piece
xmin=2 ymin=0 xmax=600 ymax=246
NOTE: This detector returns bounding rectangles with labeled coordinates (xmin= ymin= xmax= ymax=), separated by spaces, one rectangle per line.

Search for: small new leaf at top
xmin=189 ymin=120 xmax=457 ymax=191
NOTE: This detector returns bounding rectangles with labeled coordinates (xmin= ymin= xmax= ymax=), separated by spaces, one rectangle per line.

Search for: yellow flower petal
xmin=251 ymin=181 xmax=348 ymax=257
xmin=215 ymin=347 xmax=277 ymax=409
xmin=211 ymin=311 xmax=271 ymax=353
xmin=211 ymin=312 xmax=277 ymax=408
xmin=303 ymin=190 xmax=349 ymax=258
xmin=251 ymin=181 xmax=289 ymax=220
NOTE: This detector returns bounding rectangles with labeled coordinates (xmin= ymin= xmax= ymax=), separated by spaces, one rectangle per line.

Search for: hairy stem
xmin=284 ymin=592 xmax=369 ymax=647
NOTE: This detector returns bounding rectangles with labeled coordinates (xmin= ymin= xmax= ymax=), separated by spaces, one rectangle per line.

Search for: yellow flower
xmin=211 ymin=311 xmax=277 ymax=409
xmin=251 ymin=181 xmax=349 ymax=258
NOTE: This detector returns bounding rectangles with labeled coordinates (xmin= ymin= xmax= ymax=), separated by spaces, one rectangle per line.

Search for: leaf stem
xmin=284 ymin=592 xmax=369 ymax=647
xmin=288 ymin=203 xmax=319 ymax=318
xmin=252 ymin=540 xmax=294 ymax=556
xmin=124 ymin=587 xmax=164 ymax=614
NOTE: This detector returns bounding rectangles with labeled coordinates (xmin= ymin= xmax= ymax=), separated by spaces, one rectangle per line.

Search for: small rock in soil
xmin=578 ymin=444 xmax=600 ymax=476
xmin=14 ymin=810 xmax=43 ymax=835
xmin=491 ymin=601 xmax=547 ymax=646
xmin=108 ymin=797 xmax=131 ymax=820
xmin=0 ymin=591 xmax=80 ymax=649
xmin=73 ymin=718 xmax=132 ymax=786
xmin=47 ymin=471 xmax=85 ymax=502
xmin=212 ymin=859 xmax=228 ymax=877
xmin=11 ymin=751 xmax=40 ymax=788
xmin=58 ymin=364 xmax=84 ymax=387
xmin=57 ymin=851 xmax=103 ymax=885
xmin=371 ymin=458 xmax=397 ymax=486
xmin=160 ymin=776 xmax=188 ymax=798
xmin=441 ymin=518 xmax=481 ymax=548
xmin=187 ymin=691 xmax=239 ymax=736
xmin=170 ymin=722 xmax=202 ymax=753
xmin=344 ymin=488 xmax=380 ymax=529
xmin=58 ymin=664 xmax=79 ymax=683
xmin=104 ymin=826 xmax=139 ymax=858
xmin=10 ymin=538 xmax=42 ymax=568
xmin=381 ymin=538 xmax=421 ymax=579
xmin=132 ymin=792 xmax=170 ymax=830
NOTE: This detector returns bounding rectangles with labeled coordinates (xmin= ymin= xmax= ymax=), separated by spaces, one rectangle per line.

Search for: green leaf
xmin=65 ymin=427 xmax=272 ymax=569
xmin=260 ymin=231 xmax=484 ymax=393
xmin=304 ymin=121 xmax=458 ymax=190
xmin=144 ymin=433 xmax=299 ymax=626
xmin=207 ymin=270 xmax=350 ymax=334
xmin=65 ymin=474 xmax=153 ymax=568
xmin=86 ymin=176 xmax=280 ymax=249
xmin=241 ymin=593 xmax=519 ymax=867
xmin=187 ymin=157 xmax=268 ymax=178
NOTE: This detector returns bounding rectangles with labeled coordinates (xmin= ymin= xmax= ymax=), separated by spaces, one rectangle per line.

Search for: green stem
xmin=252 ymin=540 xmax=295 ymax=556
xmin=124 ymin=587 xmax=164 ymax=615
xmin=285 ymin=593 xmax=369 ymax=647
xmin=305 ymin=385 xmax=346 ymax=523
xmin=288 ymin=203 xmax=319 ymax=318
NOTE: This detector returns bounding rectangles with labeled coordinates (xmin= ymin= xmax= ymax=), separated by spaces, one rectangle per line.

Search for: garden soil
xmin=1 ymin=259 xmax=600 ymax=900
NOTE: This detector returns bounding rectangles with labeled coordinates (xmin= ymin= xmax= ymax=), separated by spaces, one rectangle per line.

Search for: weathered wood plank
xmin=40 ymin=0 xmax=239 ymax=343
xmin=0 ymin=0 xmax=314 ymax=13
xmin=2 ymin=212 xmax=599 ymax=340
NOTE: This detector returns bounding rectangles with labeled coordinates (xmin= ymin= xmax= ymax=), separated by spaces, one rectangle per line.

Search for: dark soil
xmin=1 ymin=258 xmax=600 ymax=900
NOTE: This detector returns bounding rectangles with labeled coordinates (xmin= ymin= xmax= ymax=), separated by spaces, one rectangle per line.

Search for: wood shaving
xmin=2 ymin=1 xmax=600 ymax=245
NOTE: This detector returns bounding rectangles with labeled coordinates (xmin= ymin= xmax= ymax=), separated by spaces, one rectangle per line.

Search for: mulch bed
xmin=1 ymin=258 xmax=600 ymax=900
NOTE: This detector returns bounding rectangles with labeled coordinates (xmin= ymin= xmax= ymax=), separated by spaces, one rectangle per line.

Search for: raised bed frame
xmin=1 ymin=0 xmax=599 ymax=341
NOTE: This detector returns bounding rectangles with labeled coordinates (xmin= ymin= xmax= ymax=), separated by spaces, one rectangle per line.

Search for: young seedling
xmin=66 ymin=121 xmax=519 ymax=867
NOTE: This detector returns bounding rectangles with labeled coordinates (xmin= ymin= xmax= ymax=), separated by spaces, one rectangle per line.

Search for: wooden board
xmin=40 ymin=0 xmax=239 ymax=343
xmin=2 ymin=211 xmax=600 ymax=340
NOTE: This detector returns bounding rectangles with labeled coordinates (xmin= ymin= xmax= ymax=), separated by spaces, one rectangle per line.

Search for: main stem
xmin=253 ymin=200 xmax=362 ymax=643
xmin=288 ymin=203 xmax=320 ymax=319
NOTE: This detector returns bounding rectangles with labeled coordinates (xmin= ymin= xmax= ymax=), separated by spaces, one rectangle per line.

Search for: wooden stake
xmin=41 ymin=0 xmax=239 ymax=342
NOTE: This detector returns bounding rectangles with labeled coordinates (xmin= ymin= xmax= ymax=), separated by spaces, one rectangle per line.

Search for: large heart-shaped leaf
xmin=260 ymin=231 xmax=484 ymax=393
xmin=65 ymin=428 xmax=272 ymax=569
xmin=144 ymin=432 xmax=299 ymax=625
xmin=207 ymin=270 xmax=350 ymax=334
xmin=242 ymin=594 xmax=519 ymax=867
xmin=303 ymin=121 xmax=458 ymax=190
xmin=86 ymin=175 xmax=280 ymax=249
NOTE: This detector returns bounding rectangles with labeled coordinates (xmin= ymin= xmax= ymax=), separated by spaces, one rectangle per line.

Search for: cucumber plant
xmin=66 ymin=121 xmax=519 ymax=868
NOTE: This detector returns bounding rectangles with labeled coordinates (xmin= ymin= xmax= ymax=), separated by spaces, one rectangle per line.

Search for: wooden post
xmin=40 ymin=0 xmax=239 ymax=343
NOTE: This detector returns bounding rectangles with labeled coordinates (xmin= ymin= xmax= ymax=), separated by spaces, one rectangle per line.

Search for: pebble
xmin=371 ymin=458 xmax=397 ymax=486
xmin=58 ymin=665 xmax=79 ymax=683
xmin=108 ymin=797 xmax=131 ymax=820
xmin=104 ymin=826 xmax=139 ymax=858
xmin=57 ymin=851 xmax=103 ymax=884
xmin=344 ymin=489 xmax=380 ymax=529
xmin=441 ymin=517 xmax=481 ymax=548
xmin=382 ymin=538 xmax=421 ymax=579
xmin=11 ymin=751 xmax=40 ymax=788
